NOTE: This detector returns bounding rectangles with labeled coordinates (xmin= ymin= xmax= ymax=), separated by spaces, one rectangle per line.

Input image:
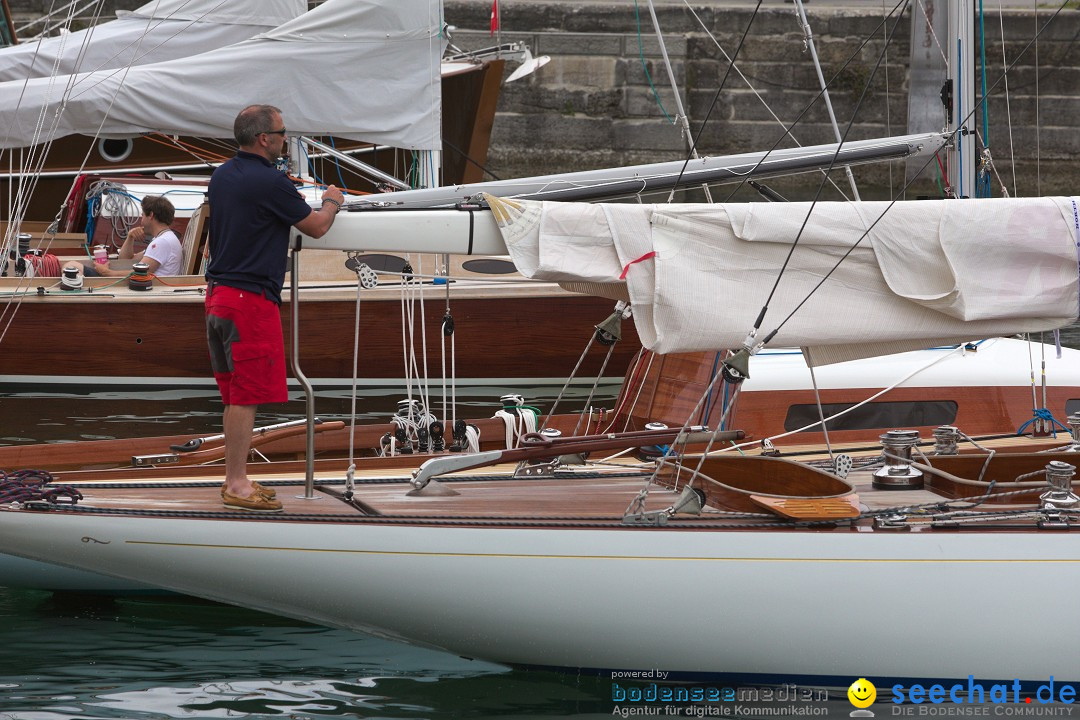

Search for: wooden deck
xmin=35 ymin=443 xmax=1064 ymax=529
xmin=56 ymin=463 xmax=681 ymax=521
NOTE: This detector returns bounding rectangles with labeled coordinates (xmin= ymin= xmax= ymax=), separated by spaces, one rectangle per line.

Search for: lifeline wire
xmin=720 ymin=0 xmax=909 ymax=208
xmin=677 ymin=1 xmax=850 ymax=200
xmin=747 ymin=0 xmax=911 ymax=343
xmin=666 ymin=0 xmax=762 ymax=202
xmin=0 ymin=0 xmax=233 ymax=349
xmin=763 ymin=0 xmax=1072 ymax=343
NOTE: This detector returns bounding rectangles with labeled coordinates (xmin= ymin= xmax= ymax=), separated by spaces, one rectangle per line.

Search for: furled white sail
xmin=486 ymin=195 xmax=1080 ymax=364
xmin=0 ymin=0 xmax=443 ymax=150
xmin=0 ymin=0 xmax=305 ymax=82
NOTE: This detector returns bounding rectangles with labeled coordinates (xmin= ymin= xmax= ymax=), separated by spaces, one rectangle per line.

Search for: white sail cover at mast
xmin=0 ymin=0 xmax=305 ymax=82
xmin=486 ymin=196 xmax=1080 ymax=365
xmin=0 ymin=0 xmax=444 ymax=151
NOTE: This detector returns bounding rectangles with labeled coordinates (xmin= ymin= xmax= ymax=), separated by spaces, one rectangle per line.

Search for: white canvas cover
xmin=0 ymin=0 xmax=304 ymax=82
xmin=486 ymin=195 xmax=1080 ymax=365
xmin=0 ymin=0 xmax=443 ymax=151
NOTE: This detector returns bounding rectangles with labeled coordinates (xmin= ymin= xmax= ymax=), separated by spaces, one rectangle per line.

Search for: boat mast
xmin=642 ymin=0 xmax=713 ymax=203
xmin=947 ymin=0 xmax=976 ymax=196
xmin=792 ymin=0 xmax=860 ymax=201
xmin=905 ymin=0 xmax=948 ymax=188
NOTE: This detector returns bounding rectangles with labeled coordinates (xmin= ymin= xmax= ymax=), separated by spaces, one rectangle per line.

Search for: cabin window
xmin=349 ymin=253 xmax=408 ymax=273
xmin=1065 ymin=399 xmax=1080 ymax=416
xmin=783 ymin=400 xmax=958 ymax=432
xmin=97 ymin=138 xmax=134 ymax=163
xmin=462 ymin=258 xmax=517 ymax=275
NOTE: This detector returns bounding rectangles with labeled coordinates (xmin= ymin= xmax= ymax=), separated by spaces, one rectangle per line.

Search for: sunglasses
xmin=262 ymin=128 xmax=287 ymax=136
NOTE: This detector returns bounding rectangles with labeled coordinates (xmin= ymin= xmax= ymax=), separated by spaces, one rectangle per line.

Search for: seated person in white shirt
xmin=74 ymin=195 xmax=184 ymax=277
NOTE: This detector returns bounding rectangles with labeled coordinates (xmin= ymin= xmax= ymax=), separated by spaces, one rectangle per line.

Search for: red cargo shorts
xmin=205 ymin=283 xmax=287 ymax=405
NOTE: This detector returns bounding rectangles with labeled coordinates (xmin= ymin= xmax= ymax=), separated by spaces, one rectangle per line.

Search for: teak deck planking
xmin=37 ymin=451 xmax=1056 ymax=527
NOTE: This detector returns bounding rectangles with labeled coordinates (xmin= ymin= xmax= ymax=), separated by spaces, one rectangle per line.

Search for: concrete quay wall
xmin=443 ymin=0 xmax=1080 ymax=199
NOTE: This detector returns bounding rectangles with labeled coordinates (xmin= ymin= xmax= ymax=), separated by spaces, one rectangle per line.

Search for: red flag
xmin=490 ymin=0 xmax=499 ymax=36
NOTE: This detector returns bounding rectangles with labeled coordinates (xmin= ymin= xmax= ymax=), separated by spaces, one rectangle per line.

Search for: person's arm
xmin=85 ymin=262 xmax=126 ymax=278
xmin=293 ymin=186 xmax=345 ymax=239
xmin=137 ymin=255 xmax=161 ymax=274
xmin=83 ymin=252 xmax=157 ymax=277
xmin=118 ymin=227 xmax=143 ymax=259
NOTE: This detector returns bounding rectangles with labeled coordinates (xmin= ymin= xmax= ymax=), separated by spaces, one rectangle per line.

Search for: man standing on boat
xmin=205 ymin=104 xmax=344 ymax=512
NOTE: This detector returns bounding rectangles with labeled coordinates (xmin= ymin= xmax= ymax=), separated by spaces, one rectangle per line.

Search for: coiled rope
xmin=0 ymin=469 xmax=82 ymax=505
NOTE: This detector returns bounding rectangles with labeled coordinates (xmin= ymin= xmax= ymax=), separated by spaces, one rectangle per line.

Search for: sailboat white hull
xmin=0 ymin=507 xmax=1076 ymax=682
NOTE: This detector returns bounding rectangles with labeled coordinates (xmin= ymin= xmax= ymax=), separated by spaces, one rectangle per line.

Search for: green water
xmin=0 ymin=588 xmax=613 ymax=719
xmin=0 ymin=388 xmax=624 ymax=719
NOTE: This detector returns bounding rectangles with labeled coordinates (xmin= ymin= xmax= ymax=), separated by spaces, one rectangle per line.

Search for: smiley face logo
xmin=848 ymin=678 xmax=876 ymax=708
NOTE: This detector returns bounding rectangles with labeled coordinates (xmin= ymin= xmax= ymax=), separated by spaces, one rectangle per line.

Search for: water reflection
xmin=0 ymin=383 xmax=619 ymax=447
xmin=3 ymin=589 xmax=602 ymax=719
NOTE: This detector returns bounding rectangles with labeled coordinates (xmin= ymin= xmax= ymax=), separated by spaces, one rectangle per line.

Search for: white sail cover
xmin=0 ymin=0 xmax=304 ymax=82
xmin=487 ymin=196 xmax=1080 ymax=365
xmin=0 ymin=0 xmax=443 ymax=150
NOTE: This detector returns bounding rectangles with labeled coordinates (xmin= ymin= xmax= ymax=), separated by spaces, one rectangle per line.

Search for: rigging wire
xmin=442 ymin=138 xmax=502 ymax=182
xmin=3 ymin=0 xmax=204 ymax=234
xmin=997 ymin=0 xmax=1017 ymax=198
xmin=677 ymin=1 xmax=850 ymax=200
xmin=1034 ymin=7 xmax=1041 ymax=196
xmin=719 ymin=0 xmax=909 ymax=207
xmin=344 ymin=265 xmax=366 ymax=497
xmin=914 ymin=0 xmax=949 ymax=65
xmin=793 ymin=0 xmax=860 ymax=200
xmin=632 ymin=0 xmax=674 ymax=124
xmin=47 ymin=0 xmax=211 ymax=80
xmin=976 ymin=0 xmax=993 ymax=198
xmin=666 ymin=0 xmax=762 ymax=202
xmin=143 ymin=132 xmax=228 ymax=167
xmin=0 ymin=0 xmax=234 ymax=348
xmin=0 ymin=0 xmax=98 ymax=342
xmin=3 ymin=0 xmax=103 ymax=239
xmin=16 ymin=0 xmax=100 ymax=37
xmin=746 ymin=0 xmax=911 ymax=347
xmin=760 ymin=0 xmax=1073 ymax=345
xmin=882 ymin=0 xmax=893 ymax=199
xmin=720 ymin=344 xmax=972 ymax=454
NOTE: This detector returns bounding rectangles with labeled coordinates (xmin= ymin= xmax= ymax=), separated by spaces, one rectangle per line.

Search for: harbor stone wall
xmin=10 ymin=1 xmax=1080 ymax=199
xmin=443 ymin=1 xmax=1080 ymax=200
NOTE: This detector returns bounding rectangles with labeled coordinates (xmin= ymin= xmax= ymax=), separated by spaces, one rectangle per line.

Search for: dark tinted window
xmin=1066 ymin=399 xmax=1080 ymax=416
xmin=784 ymin=401 xmax=958 ymax=432
xmin=462 ymin=258 xmax=517 ymax=274
xmin=350 ymin=254 xmax=407 ymax=273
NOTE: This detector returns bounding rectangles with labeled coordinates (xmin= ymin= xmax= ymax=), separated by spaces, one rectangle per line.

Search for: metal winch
xmin=932 ymin=425 xmax=960 ymax=455
xmin=1040 ymin=461 xmax=1080 ymax=510
xmin=1063 ymin=413 xmax=1080 ymax=452
xmin=873 ymin=429 xmax=924 ymax=490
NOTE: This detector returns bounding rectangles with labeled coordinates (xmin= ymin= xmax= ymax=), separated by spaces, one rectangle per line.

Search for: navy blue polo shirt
xmin=206 ymin=151 xmax=312 ymax=304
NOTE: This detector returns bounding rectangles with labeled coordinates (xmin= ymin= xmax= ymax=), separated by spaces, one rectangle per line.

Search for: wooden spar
xmin=0 ymin=413 xmax=592 ymax=473
xmin=137 ymin=421 xmax=346 ymax=467
xmin=169 ymin=418 xmax=322 ymax=452
xmin=409 ymin=427 xmax=744 ymax=490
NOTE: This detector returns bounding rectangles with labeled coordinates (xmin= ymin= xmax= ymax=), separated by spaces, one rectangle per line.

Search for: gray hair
xmin=233 ymin=104 xmax=282 ymax=147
